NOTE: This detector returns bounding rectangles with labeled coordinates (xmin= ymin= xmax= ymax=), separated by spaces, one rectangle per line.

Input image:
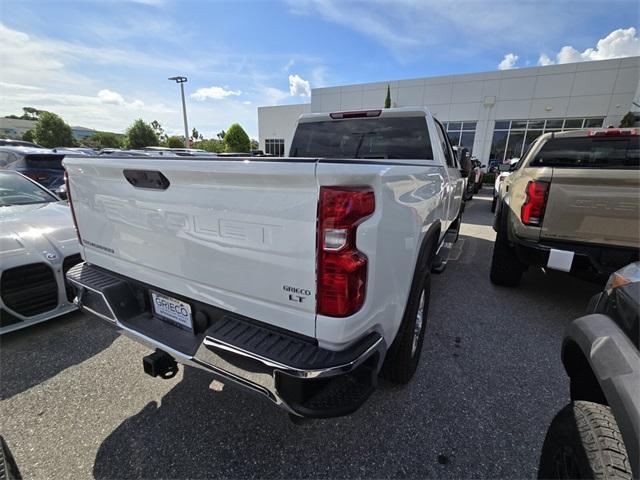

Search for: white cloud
xmin=262 ymin=86 xmax=289 ymax=104
xmin=498 ymin=53 xmax=519 ymax=70
xmin=538 ymin=27 xmax=640 ymax=65
xmin=190 ymin=86 xmax=242 ymax=101
xmin=289 ymin=74 xmax=310 ymax=96
xmin=97 ymin=89 xmax=125 ymax=105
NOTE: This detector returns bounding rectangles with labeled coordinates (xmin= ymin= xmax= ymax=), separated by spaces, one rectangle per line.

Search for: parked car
xmin=0 ymin=171 xmax=82 ymax=334
xmin=0 ymin=146 xmax=66 ymax=189
xmin=491 ymin=128 xmax=639 ymax=286
xmin=491 ymin=157 xmax=519 ymax=213
xmin=0 ymin=138 xmax=43 ymax=149
xmin=64 ymin=107 xmax=466 ymax=419
xmin=538 ymin=262 xmax=639 ymax=479
xmin=487 ymin=159 xmax=502 ymax=173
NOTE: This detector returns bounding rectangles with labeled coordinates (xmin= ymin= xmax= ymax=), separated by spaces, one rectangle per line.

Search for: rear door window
xmin=24 ymin=154 xmax=65 ymax=169
xmin=290 ymin=117 xmax=433 ymax=160
xmin=530 ymin=137 xmax=639 ymax=169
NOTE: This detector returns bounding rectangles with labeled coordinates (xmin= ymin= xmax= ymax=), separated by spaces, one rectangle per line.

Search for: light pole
xmin=168 ymin=76 xmax=189 ymax=148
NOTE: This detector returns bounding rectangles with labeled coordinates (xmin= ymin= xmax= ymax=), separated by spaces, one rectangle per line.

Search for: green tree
xmin=167 ymin=135 xmax=185 ymax=148
xmin=619 ymin=111 xmax=637 ymax=127
xmin=384 ymin=85 xmax=391 ymax=108
xmin=84 ymin=131 xmax=122 ymax=149
xmin=22 ymin=129 xmax=36 ymax=143
xmin=126 ymin=119 xmax=159 ymax=149
xmin=150 ymin=120 xmax=167 ymax=143
xmin=191 ymin=127 xmax=202 ymax=141
xmin=216 ymin=130 xmax=226 ymax=140
xmin=193 ymin=138 xmax=225 ymax=153
xmin=223 ymin=123 xmax=251 ymax=152
xmin=250 ymin=139 xmax=259 ymax=150
xmin=34 ymin=111 xmax=74 ymax=147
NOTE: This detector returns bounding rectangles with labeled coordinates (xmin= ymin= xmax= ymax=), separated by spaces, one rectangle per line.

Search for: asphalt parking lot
xmin=0 ymin=192 xmax=603 ymax=479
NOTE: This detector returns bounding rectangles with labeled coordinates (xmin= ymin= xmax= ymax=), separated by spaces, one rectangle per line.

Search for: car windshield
xmin=0 ymin=171 xmax=58 ymax=206
xmin=289 ymin=117 xmax=433 ymax=159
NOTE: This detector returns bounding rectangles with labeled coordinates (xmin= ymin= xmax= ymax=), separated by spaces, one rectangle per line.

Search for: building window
xmin=265 ymin=138 xmax=285 ymax=156
xmin=444 ymin=121 xmax=477 ymax=154
xmin=489 ymin=117 xmax=604 ymax=161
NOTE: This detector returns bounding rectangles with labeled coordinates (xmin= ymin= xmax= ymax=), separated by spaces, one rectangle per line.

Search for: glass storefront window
xmin=460 ymin=132 xmax=475 ymax=151
xmin=447 ymin=131 xmax=461 ymax=146
xmin=505 ymin=131 xmax=525 ymax=159
xmin=490 ymin=117 xmax=610 ymax=162
xmin=445 ymin=121 xmax=477 ymax=154
xmin=584 ymin=118 xmax=605 ymax=128
xmin=564 ymin=119 xmax=583 ymax=128
xmin=490 ymin=130 xmax=509 ymax=161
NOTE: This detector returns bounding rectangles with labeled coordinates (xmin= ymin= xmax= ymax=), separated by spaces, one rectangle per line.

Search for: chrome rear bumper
xmin=67 ymin=262 xmax=385 ymax=418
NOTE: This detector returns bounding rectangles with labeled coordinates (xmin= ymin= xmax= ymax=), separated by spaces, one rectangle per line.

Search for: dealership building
xmin=258 ymin=56 xmax=640 ymax=161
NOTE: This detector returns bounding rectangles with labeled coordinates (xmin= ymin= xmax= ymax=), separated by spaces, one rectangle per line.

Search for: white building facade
xmin=259 ymin=56 xmax=640 ymax=162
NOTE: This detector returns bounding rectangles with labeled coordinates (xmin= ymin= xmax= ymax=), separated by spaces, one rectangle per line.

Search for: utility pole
xmin=168 ymin=76 xmax=189 ymax=148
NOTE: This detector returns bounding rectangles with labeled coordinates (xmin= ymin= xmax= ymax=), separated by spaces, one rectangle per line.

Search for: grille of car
xmin=1 ymin=263 xmax=58 ymax=316
xmin=62 ymin=254 xmax=83 ymax=302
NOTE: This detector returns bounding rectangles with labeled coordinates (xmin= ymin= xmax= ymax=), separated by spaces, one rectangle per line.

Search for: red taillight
xmin=317 ymin=187 xmax=375 ymax=317
xmin=521 ymin=180 xmax=549 ymax=226
xmin=64 ymin=171 xmax=82 ymax=245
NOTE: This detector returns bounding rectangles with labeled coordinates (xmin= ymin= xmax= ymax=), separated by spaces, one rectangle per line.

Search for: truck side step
xmin=431 ymin=228 xmax=458 ymax=274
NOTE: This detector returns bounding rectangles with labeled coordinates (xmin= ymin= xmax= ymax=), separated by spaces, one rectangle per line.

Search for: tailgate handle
xmin=123 ymin=170 xmax=170 ymax=190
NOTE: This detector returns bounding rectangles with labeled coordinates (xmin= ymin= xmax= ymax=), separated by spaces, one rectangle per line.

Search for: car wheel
xmin=491 ymin=196 xmax=497 ymax=213
xmin=381 ymin=270 xmax=430 ymax=385
xmin=0 ymin=435 xmax=22 ymax=480
xmin=489 ymin=206 xmax=525 ymax=286
xmin=538 ymin=401 xmax=632 ymax=480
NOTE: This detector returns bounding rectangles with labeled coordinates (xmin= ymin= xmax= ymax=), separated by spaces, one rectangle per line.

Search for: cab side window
xmin=435 ymin=121 xmax=456 ymax=168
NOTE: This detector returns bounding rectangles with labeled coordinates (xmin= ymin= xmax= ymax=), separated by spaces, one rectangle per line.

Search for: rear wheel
xmin=381 ymin=270 xmax=430 ymax=384
xmin=538 ymin=401 xmax=632 ymax=479
xmin=489 ymin=206 xmax=525 ymax=286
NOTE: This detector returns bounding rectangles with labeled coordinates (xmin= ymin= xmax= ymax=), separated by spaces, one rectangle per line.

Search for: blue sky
xmin=1 ymin=0 xmax=638 ymax=138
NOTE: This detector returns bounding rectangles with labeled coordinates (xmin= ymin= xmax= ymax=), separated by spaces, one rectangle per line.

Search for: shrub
xmin=224 ymin=123 xmax=251 ymax=152
xmin=126 ymin=119 xmax=159 ymax=149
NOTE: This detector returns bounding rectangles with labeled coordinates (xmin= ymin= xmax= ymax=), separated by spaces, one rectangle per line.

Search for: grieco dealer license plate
xmin=151 ymin=291 xmax=193 ymax=330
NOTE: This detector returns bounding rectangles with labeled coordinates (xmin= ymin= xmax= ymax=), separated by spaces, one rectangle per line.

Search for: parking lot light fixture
xmin=168 ymin=76 xmax=189 ymax=148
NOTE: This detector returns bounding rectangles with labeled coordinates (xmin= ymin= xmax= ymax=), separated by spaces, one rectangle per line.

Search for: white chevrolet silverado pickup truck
xmin=64 ymin=107 xmax=466 ymax=418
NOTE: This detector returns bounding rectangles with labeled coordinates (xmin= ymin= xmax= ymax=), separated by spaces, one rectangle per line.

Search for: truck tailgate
xmin=542 ymin=169 xmax=640 ymax=248
xmin=64 ymin=157 xmax=319 ymax=337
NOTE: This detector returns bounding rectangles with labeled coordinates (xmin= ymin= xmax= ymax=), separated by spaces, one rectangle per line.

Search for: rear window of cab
xmin=290 ymin=117 xmax=433 ymax=160
xmin=530 ymin=136 xmax=639 ymax=169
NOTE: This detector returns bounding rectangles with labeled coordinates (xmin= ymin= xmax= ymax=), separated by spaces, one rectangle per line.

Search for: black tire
xmin=0 ymin=436 xmax=22 ymax=480
xmin=538 ymin=401 xmax=632 ymax=480
xmin=381 ymin=269 xmax=430 ymax=384
xmin=491 ymin=196 xmax=497 ymax=213
xmin=489 ymin=206 xmax=525 ymax=286
xmin=473 ymin=182 xmax=480 ymax=194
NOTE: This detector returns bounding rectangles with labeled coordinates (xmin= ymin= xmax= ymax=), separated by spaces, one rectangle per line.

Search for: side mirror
xmin=55 ymin=185 xmax=68 ymax=200
xmin=481 ymin=164 xmax=486 ymax=169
